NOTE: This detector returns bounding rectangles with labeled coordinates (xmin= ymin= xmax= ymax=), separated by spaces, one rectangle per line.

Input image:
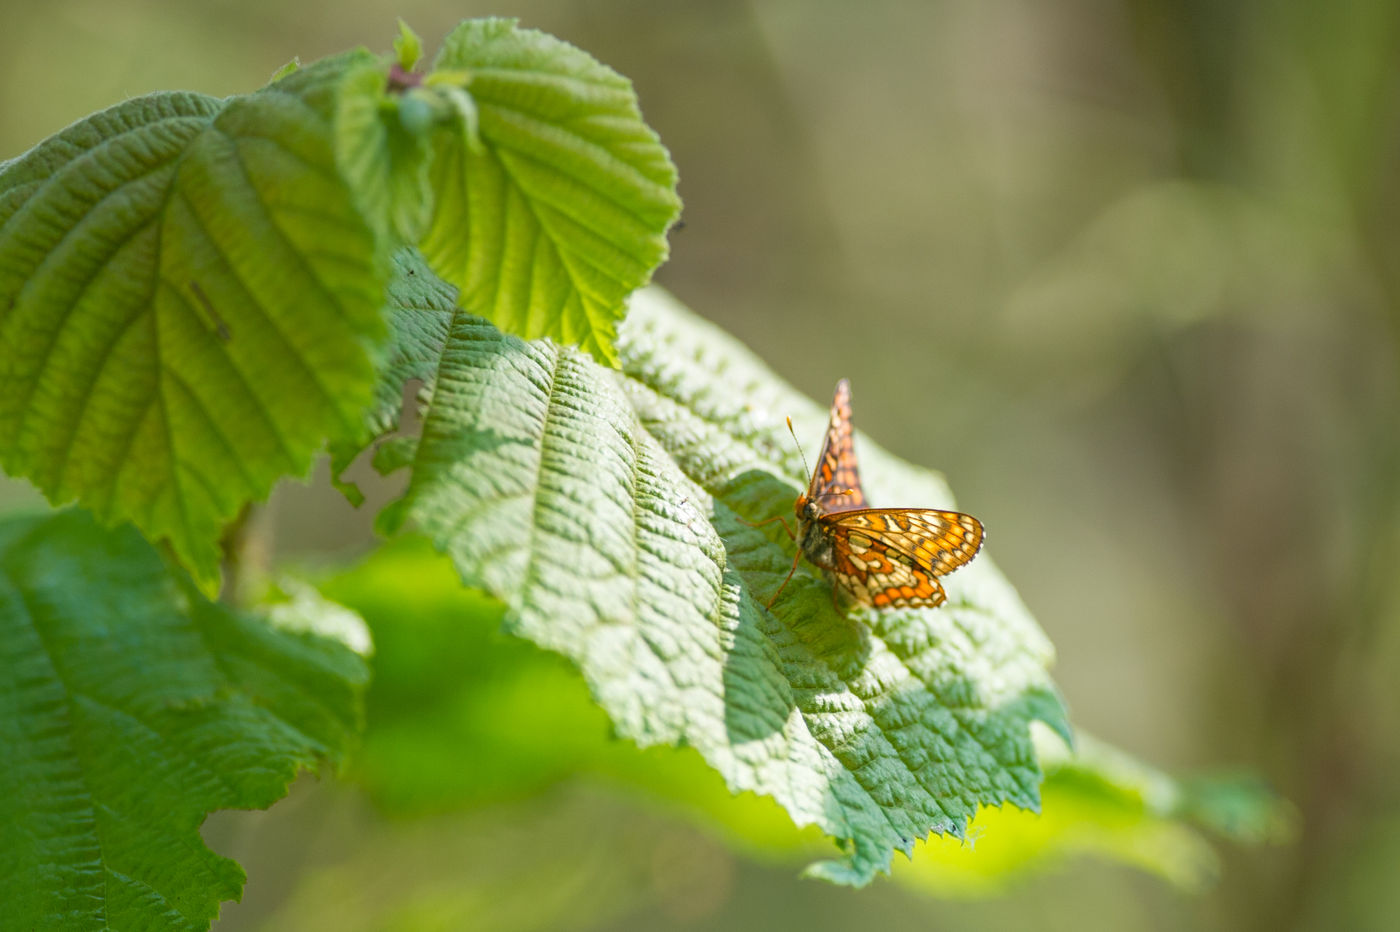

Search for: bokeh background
xmin=3 ymin=1 xmax=1399 ymax=929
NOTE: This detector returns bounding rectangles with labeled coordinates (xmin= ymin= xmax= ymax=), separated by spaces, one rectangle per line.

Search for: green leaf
xmin=895 ymin=731 xmax=1295 ymax=896
xmin=394 ymin=20 xmax=424 ymax=73
xmin=320 ymin=535 xmax=1290 ymax=895
xmin=269 ymin=58 xmax=301 ymax=83
xmin=363 ymin=257 xmax=1070 ymax=885
xmin=419 ymin=18 xmax=681 ymax=366
xmin=1041 ymin=733 xmax=1296 ymax=848
xmin=0 ymin=509 xmax=370 ymax=930
xmin=328 ymin=249 xmax=456 ymax=504
xmin=0 ymin=55 xmax=389 ymax=593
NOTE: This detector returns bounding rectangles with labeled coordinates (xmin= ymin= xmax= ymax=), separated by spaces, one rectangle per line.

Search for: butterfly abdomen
xmin=797 ymin=514 xmax=836 ymax=571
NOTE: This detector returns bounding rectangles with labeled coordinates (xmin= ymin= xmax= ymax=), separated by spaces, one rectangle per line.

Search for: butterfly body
xmin=780 ymin=380 xmax=984 ymax=610
xmin=794 ymin=494 xmax=837 ymax=572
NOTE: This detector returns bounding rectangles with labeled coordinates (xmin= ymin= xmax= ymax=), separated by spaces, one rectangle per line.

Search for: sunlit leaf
xmin=0 ymin=56 xmax=389 ymax=592
xmin=321 ymin=535 xmax=1291 ymax=894
xmin=358 ymin=255 xmax=1069 ymax=884
xmin=419 ymin=18 xmax=681 ymax=365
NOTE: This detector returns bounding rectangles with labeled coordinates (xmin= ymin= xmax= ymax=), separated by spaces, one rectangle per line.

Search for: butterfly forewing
xmin=809 ymin=378 xmax=867 ymax=512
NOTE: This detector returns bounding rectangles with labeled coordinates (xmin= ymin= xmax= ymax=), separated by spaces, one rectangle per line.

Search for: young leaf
xmin=418 ymin=18 xmax=681 ymax=366
xmin=0 ymin=510 xmax=370 ymax=930
xmin=394 ymin=19 xmax=424 ymax=73
xmin=0 ymin=55 xmax=388 ymax=592
xmin=364 ymin=253 xmax=1070 ymax=885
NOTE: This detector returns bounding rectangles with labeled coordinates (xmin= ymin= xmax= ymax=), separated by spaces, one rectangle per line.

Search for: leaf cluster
xmin=0 ymin=19 xmax=1287 ymax=930
xmin=0 ymin=19 xmax=679 ymax=591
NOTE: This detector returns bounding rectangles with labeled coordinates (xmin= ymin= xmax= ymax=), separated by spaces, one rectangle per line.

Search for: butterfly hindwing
xmin=822 ymin=508 xmax=984 ymax=608
xmin=837 ymin=509 xmax=984 ymax=575
xmin=826 ymin=522 xmax=949 ymax=608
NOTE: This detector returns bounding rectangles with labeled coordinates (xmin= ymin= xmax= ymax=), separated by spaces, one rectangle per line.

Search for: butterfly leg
xmin=765 ymin=547 xmax=803 ymax=609
xmin=739 ymin=513 xmax=795 ymax=540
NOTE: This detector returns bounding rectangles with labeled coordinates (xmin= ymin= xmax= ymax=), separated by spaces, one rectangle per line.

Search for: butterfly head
xmin=794 ymin=492 xmax=818 ymax=520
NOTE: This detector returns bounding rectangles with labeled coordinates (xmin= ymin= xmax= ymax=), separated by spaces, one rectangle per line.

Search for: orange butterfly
xmin=768 ymin=380 xmax=984 ymax=610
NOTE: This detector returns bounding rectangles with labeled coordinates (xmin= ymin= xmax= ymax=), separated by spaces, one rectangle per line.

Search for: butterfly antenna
xmin=786 ymin=417 xmax=811 ymax=482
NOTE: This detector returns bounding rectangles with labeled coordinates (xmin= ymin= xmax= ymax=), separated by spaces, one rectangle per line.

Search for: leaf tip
xmin=394 ymin=19 xmax=424 ymax=72
xmin=270 ymin=57 xmax=301 ymax=83
xmin=801 ymin=856 xmax=875 ymax=887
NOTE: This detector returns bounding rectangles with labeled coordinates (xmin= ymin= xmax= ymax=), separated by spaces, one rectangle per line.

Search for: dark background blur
xmin=3 ymin=2 xmax=1399 ymax=929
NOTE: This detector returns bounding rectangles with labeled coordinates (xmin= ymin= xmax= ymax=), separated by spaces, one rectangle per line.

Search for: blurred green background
xmin=3 ymin=1 xmax=1399 ymax=929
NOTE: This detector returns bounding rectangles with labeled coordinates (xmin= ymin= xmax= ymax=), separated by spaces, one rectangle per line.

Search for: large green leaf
xmin=0 ymin=510 xmax=370 ymax=930
xmin=364 ymin=253 xmax=1070 ymax=885
xmin=0 ymin=55 xmax=389 ymax=592
xmin=417 ymin=18 xmax=681 ymax=366
xmin=320 ymin=535 xmax=1291 ymax=896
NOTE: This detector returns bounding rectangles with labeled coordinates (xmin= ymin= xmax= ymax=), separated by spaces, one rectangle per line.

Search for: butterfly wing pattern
xmin=809 ymin=378 xmax=867 ymax=512
xmin=791 ymin=380 xmax=984 ymax=610
xmin=827 ymin=508 xmax=983 ymax=608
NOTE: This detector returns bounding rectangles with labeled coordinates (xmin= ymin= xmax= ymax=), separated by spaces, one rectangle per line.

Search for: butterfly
xmin=766 ymin=379 xmax=984 ymax=610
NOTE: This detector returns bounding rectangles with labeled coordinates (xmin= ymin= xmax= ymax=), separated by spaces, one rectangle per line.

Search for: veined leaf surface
xmin=365 ymin=252 xmax=1069 ymax=884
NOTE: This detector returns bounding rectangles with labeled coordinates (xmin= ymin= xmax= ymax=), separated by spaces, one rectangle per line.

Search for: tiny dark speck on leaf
xmin=188 ymin=280 xmax=231 ymax=342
